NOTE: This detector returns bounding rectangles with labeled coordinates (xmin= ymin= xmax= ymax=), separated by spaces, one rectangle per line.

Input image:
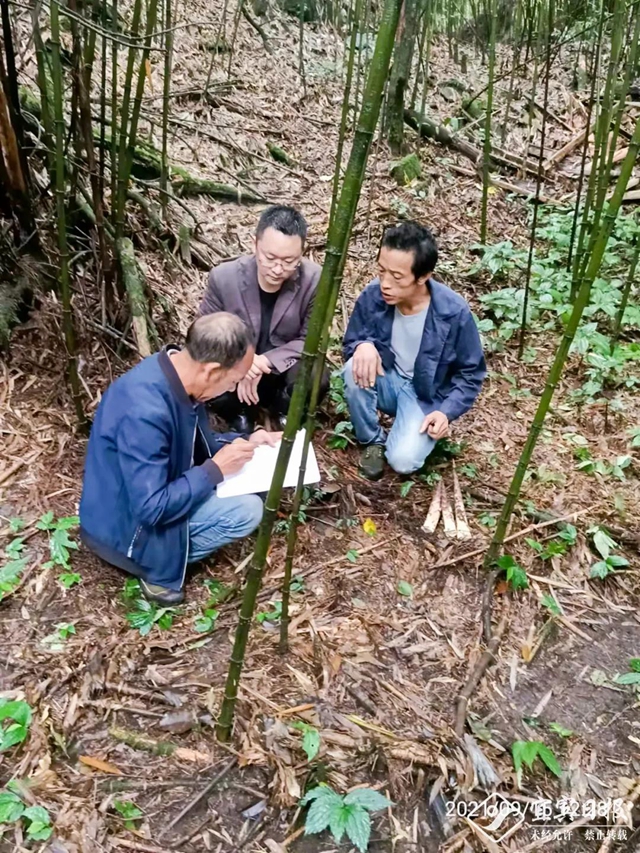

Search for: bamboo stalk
xmin=518 ymin=0 xmax=554 ymax=359
xmin=330 ymin=0 xmax=362 ymax=224
xmin=114 ymin=0 xmax=144 ymax=234
xmin=484 ymin=113 xmax=640 ymax=581
xmin=49 ymin=0 xmax=87 ymax=431
xmin=216 ymin=0 xmax=403 ymax=741
xmin=160 ymin=0 xmax=173 ymax=218
xmin=479 ymin=0 xmax=496 ymax=243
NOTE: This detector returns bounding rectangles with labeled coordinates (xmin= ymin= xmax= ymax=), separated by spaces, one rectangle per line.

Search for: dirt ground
xmin=1 ymin=5 xmax=640 ymax=852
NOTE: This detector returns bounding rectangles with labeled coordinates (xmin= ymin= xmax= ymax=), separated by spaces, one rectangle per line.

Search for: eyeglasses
xmin=257 ymin=247 xmax=301 ymax=273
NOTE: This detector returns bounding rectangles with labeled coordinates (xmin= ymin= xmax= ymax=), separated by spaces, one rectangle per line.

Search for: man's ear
xmin=252 ymin=235 xmax=258 ymax=255
xmin=418 ymin=272 xmax=432 ymax=288
xmin=203 ymin=362 xmax=222 ymax=382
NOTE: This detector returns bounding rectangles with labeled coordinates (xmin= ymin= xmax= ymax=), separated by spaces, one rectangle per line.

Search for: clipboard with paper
xmin=216 ymin=429 xmax=321 ymax=498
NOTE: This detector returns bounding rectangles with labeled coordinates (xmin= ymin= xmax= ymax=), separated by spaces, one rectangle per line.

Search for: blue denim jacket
xmin=343 ymin=278 xmax=486 ymax=421
xmin=79 ymin=350 xmax=238 ymax=589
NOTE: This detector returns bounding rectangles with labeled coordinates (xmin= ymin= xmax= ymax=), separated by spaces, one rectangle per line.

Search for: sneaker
xmin=140 ymin=579 xmax=184 ymax=605
xmin=359 ymin=444 xmax=386 ymax=481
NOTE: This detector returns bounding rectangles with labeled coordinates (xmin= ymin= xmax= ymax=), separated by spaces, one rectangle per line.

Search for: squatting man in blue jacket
xmin=343 ymin=222 xmax=486 ymax=481
xmin=79 ymin=313 xmax=281 ymax=605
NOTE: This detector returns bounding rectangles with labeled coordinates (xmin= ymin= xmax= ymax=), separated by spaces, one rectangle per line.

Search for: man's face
xmin=377 ymin=246 xmax=430 ymax=305
xmin=195 ymin=347 xmax=255 ymax=401
xmin=254 ymin=227 xmax=303 ymax=289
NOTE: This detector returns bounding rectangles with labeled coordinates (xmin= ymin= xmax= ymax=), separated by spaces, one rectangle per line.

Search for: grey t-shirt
xmin=391 ymin=306 xmax=428 ymax=379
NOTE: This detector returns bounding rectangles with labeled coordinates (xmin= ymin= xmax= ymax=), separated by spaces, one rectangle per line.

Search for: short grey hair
xmin=185 ymin=313 xmax=251 ymax=367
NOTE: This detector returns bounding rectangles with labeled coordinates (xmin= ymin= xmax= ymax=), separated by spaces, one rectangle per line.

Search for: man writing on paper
xmin=80 ymin=314 xmax=281 ymax=605
xmin=343 ymin=222 xmax=486 ymax=481
xmin=198 ymin=205 xmax=329 ymax=433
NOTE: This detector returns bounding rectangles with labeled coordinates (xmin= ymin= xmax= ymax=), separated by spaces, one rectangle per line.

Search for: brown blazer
xmin=198 ymin=255 xmax=321 ymax=374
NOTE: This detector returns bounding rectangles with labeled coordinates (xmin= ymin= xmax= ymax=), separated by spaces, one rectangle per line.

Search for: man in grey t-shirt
xmin=342 ymin=222 xmax=486 ymax=480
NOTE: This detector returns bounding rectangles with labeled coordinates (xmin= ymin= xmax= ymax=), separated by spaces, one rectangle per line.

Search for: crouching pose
xmin=80 ymin=314 xmax=281 ymax=604
xmin=342 ymin=222 xmax=486 ymax=481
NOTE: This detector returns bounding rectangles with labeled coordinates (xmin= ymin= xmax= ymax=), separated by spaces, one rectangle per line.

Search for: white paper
xmin=216 ymin=430 xmax=321 ymax=498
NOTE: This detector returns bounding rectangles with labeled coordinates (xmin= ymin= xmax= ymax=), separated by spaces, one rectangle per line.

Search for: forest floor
xmin=1 ymin=5 xmax=640 ymax=853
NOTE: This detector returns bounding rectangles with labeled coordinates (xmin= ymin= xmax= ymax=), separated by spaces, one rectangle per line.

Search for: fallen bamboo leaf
xmin=79 ymin=755 xmax=123 ymax=775
xmin=158 ymin=709 xmax=198 ymax=734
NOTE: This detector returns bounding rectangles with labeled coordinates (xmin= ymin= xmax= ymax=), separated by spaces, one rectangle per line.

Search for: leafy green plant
xmin=627 ymin=426 xmax=640 ymax=448
xmin=458 ymin=463 xmax=478 ymax=478
xmin=0 ymin=700 xmax=32 ymax=752
xmin=478 ymin=511 xmax=496 ymax=529
xmin=58 ymin=571 xmax=81 ymax=588
xmin=8 ymin=517 xmax=25 ymax=533
xmin=345 ymin=548 xmax=359 ymax=563
xmin=541 ymin=594 xmax=561 ymax=616
xmin=590 ymin=554 xmax=629 ymax=579
xmin=194 ymin=608 xmax=220 ymax=633
xmin=290 ymin=575 xmax=305 ymax=593
xmin=525 ymin=536 xmax=568 ymax=560
xmin=512 ymin=740 xmax=562 ymax=778
xmin=396 ymin=580 xmax=413 ymax=597
xmin=114 ymin=798 xmax=143 ymax=830
xmin=612 ymin=659 xmax=640 ymax=688
xmin=327 ymin=420 xmax=355 ymax=450
xmin=291 ymin=722 xmax=320 ymax=761
xmin=42 ymin=622 xmax=77 ymax=651
xmin=399 ymin=481 xmax=414 ymax=497
xmin=203 ymin=578 xmax=234 ymax=605
xmin=122 ymin=578 xmax=142 ymax=601
xmin=0 ymin=791 xmax=52 ymax=841
xmin=496 ymin=555 xmax=528 ymax=590
xmin=36 ymin=512 xmax=81 ymax=588
xmin=256 ymin=600 xmax=283 ymax=624
xmin=126 ymin=598 xmax=178 ymax=636
xmin=0 ymin=555 xmax=28 ymax=600
xmin=328 ymin=373 xmax=349 ymax=416
xmin=548 ymin=723 xmax=573 ymax=737
xmin=300 ymin=785 xmax=393 ymax=852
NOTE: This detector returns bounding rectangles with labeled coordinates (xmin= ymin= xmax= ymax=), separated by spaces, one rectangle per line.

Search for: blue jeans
xmin=187 ymin=492 xmax=264 ymax=564
xmin=343 ymin=358 xmax=436 ymax=474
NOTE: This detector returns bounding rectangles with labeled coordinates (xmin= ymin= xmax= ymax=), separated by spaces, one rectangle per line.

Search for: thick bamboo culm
xmin=216 ymin=0 xmax=404 ymax=742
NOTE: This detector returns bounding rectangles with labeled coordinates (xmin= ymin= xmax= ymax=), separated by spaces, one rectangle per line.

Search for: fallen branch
xmin=454 ymin=611 xmax=509 ymax=737
xmin=116 ymin=238 xmax=152 ymax=358
xmin=404 ymin=109 xmax=481 ymax=164
xmin=157 ymin=758 xmax=237 ymax=839
xmin=109 ymin=726 xmax=211 ymax=763
xmin=240 ymin=0 xmax=273 ymax=54
xmin=542 ymin=128 xmax=587 ymax=171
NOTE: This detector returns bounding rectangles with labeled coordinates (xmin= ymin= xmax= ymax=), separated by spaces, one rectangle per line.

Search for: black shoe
xmin=230 ymin=411 xmax=255 ymax=435
xmin=359 ymin=444 xmax=386 ymax=481
xmin=140 ymin=579 xmax=184 ymax=605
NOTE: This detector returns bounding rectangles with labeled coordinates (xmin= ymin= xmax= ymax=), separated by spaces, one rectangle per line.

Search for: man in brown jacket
xmin=199 ymin=205 xmax=328 ymax=432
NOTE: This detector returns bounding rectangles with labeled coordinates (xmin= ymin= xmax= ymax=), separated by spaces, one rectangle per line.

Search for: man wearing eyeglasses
xmin=199 ymin=205 xmax=327 ymax=433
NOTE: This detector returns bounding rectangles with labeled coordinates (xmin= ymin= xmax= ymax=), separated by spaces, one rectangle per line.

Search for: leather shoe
xmin=230 ymin=411 xmax=255 ymax=435
xmin=140 ymin=579 xmax=184 ymax=605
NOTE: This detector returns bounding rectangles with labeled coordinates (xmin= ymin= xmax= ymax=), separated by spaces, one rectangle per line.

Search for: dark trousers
xmin=209 ymin=361 xmax=330 ymax=425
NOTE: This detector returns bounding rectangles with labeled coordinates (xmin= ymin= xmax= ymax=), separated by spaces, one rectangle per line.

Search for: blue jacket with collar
xmin=79 ymin=349 xmax=238 ymax=590
xmin=343 ymin=278 xmax=486 ymax=421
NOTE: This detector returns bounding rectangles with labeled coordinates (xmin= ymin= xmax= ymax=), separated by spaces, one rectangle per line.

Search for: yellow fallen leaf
xmin=487 ymin=186 xmax=498 ymax=195
xmin=363 ymin=517 xmax=377 ymax=536
xmin=79 ymin=755 xmax=123 ymax=775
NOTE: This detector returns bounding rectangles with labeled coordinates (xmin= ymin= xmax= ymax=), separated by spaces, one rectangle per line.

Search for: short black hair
xmin=380 ymin=221 xmax=438 ymax=279
xmin=256 ymin=205 xmax=308 ymax=242
xmin=185 ymin=313 xmax=251 ymax=367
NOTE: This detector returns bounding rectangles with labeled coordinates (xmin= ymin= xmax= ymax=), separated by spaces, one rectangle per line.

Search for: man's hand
xmin=248 ymin=429 xmax=283 ymax=447
xmin=246 ymin=354 xmax=272 ymax=381
xmin=420 ymin=410 xmax=449 ymax=440
xmin=237 ymin=375 xmax=261 ymax=405
xmin=352 ymin=342 xmax=384 ymax=389
xmin=212 ymin=438 xmax=255 ymax=476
